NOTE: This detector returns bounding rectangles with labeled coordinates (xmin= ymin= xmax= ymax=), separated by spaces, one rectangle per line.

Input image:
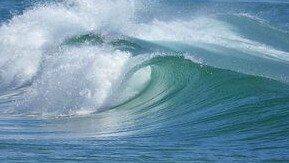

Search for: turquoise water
xmin=1 ymin=0 xmax=289 ymax=162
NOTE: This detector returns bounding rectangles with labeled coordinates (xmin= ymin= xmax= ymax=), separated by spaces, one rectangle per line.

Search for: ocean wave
xmin=0 ymin=0 xmax=289 ymax=116
xmin=1 ymin=0 xmax=289 ymax=161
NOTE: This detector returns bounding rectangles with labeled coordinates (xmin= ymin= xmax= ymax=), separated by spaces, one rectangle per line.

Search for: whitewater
xmin=0 ymin=0 xmax=289 ymax=162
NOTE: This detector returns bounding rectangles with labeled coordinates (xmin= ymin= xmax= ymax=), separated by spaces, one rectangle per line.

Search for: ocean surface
xmin=1 ymin=0 xmax=289 ymax=162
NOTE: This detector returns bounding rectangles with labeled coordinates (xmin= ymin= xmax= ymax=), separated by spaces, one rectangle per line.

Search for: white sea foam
xmin=0 ymin=0 xmax=148 ymax=115
xmin=16 ymin=47 xmax=133 ymax=115
xmin=0 ymin=0 xmax=137 ymax=90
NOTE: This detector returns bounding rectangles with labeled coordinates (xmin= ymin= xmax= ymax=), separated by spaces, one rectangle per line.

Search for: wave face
xmin=1 ymin=0 xmax=289 ymax=162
